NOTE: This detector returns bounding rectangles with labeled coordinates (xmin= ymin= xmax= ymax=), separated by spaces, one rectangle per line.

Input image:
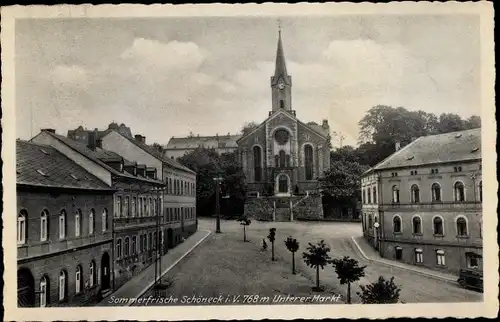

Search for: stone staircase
xmin=274 ymin=208 xmax=291 ymax=221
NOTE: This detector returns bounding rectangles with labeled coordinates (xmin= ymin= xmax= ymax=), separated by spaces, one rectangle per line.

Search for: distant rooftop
xmin=166 ymin=134 xmax=241 ymax=150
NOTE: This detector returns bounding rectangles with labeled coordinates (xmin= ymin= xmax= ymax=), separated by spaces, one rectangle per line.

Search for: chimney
xmin=322 ymin=119 xmax=329 ymax=129
xmin=395 ymin=140 xmax=401 ymax=151
xmin=96 ymin=138 xmax=103 ymax=148
xmin=42 ymin=128 xmax=56 ymax=134
xmin=135 ymin=134 xmax=145 ymax=144
xmin=88 ymin=131 xmax=97 ymax=150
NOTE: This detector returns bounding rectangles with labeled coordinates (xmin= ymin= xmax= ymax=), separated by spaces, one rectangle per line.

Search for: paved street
xmin=196 ymin=218 xmax=482 ymax=303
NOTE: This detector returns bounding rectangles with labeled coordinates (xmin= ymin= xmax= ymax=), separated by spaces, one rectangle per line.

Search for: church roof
xmin=166 ymin=134 xmax=241 ymax=150
xmin=368 ymin=128 xmax=481 ymax=173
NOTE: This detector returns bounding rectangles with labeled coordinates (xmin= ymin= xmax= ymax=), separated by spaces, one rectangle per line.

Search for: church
xmin=238 ymin=31 xmax=331 ymax=221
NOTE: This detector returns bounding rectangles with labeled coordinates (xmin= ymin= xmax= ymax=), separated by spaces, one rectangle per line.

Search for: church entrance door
xmin=278 ymin=174 xmax=288 ymax=194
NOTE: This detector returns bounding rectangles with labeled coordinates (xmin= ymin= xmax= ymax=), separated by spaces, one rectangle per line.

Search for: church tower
xmin=270 ymin=30 xmax=292 ymax=112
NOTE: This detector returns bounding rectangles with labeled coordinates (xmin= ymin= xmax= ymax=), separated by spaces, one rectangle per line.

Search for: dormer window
xmin=471 ymin=147 xmax=479 ymax=153
xmin=455 ymin=133 xmax=462 ymax=138
xmin=70 ymin=174 xmax=79 ymax=180
xmin=40 ymin=148 xmax=50 ymax=155
xmin=37 ymin=169 xmax=48 ymax=177
xmin=407 ymin=156 xmax=414 ymax=160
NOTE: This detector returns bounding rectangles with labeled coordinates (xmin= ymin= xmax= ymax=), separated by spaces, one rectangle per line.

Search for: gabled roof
xmin=166 ymin=134 xmax=241 ymax=150
xmin=36 ymin=131 xmax=164 ymax=185
xmin=16 ymin=140 xmax=114 ymax=191
xmin=371 ymin=128 xmax=481 ymax=171
xmin=106 ymin=130 xmax=196 ymax=174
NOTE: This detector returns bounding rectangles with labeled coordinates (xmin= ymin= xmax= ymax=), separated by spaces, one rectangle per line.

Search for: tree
xmin=437 ymin=113 xmax=466 ymax=133
xmin=240 ymin=217 xmax=251 ymax=242
xmin=356 ymin=276 xmax=401 ymax=304
xmin=241 ymin=122 xmax=259 ymax=136
xmin=319 ymin=161 xmax=369 ymax=205
xmin=331 ymin=256 xmax=366 ymax=304
xmin=465 ymin=115 xmax=481 ymax=129
xmin=151 ymin=143 xmax=165 ymax=154
xmin=268 ymin=228 xmax=276 ymax=261
xmin=284 ymin=237 xmax=300 ymax=274
xmin=302 ymin=240 xmax=332 ymax=291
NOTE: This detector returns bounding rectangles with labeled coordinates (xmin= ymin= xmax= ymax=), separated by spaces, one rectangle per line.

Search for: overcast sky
xmin=15 ymin=14 xmax=480 ymax=147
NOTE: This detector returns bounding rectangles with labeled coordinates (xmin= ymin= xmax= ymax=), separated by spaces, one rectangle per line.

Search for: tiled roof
xmin=166 ymin=134 xmax=241 ymax=150
xmin=113 ymin=131 xmax=196 ymax=174
xmin=372 ymin=128 xmax=481 ymax=171
xmin=16 ymin=140 xmax=113 ymax=191
xmin=41 ymin=131 xmax=164 ymax=185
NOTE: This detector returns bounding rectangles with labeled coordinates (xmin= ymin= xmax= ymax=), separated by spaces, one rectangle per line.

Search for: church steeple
xmin=271 ymin=27 xmax=292 ymax=112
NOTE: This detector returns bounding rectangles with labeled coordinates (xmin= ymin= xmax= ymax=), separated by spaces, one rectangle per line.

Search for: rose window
xmin=274 ymin=129 xmax=290 ymax=145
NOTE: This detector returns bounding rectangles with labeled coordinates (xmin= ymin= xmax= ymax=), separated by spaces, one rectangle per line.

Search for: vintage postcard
xmin=1 ymin=2 xmax=497 ymax=320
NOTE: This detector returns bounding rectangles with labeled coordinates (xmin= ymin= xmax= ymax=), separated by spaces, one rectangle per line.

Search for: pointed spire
xmin=274 ymin=27 xmax=289 ymax=80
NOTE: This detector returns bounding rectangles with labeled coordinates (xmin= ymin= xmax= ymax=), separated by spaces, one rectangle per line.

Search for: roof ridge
xmin=372 ymin=137 xmax=424 ymax=171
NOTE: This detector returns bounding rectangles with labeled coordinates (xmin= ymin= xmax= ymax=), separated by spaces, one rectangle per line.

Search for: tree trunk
xmin=243 ymin=226 xmax=246 ymax=242
xmin=271 ymin=243 xmax=275 ymax=261
xmin=347 ymin=282 xmax=351 ymax=304
xmin=316 ymin=266 xmax=320 ymax=289
xmin=292 ymin=252 xmax=296 ymax=274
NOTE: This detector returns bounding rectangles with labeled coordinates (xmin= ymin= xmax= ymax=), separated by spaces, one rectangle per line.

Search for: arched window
xmin=124 ymin=237 xmax=130 ymax=257
xmin=456 ymin=217 xmax=468 ymax=236
xmin=479 ymin=181 xmax=482 ymax=202
xmin=102 ymin=209 xmax=108 ymax=232
xmin=367 ymin=188 xmax=372 ymax=204
xmin=368 ymin=214 xmax=373 ymax=229
xmin=117 ymin=239 xmax=122 ymax=258
xmin=454 ymin=181 xmax=465 ymax=202
xmin=362 ymin=189 xmax=366 ymax=204
xmin=280 ymin=99 xmax=285 ymax=109
xmin=58 ymin=270 xmax=67 ymax=301
xmin=59 ymin=210 xmax=67 ymax=239
xmin=40 ymin=210 xmax=48 ymax=241
xmin=124 ymin=196 xmax=129 ymax=217
xmin=393 ymin=216 xmax=402 ymax=233
xmin=89 ymin=260 xmax=96 ymax=287
xmin=149 ymin=198 xmax=152 ymax=216
xmin=433 ymin=216 xmax=444 ymax=235
xmin=431 ymin=183 xmax=442 ymax=202
xmin=132 ymin=236 xmax=137 ymax=255
xmin=410 ymin=185 xmax=420 ymax=203
xmin=279 ymin=150 xmax=287 ymax=168
xmin=304 ymin=145 xmax=314 ymax=180
xmin=75 ymin=265 xmax=83 ymax=294
xmin=17 ymin=211 xmax=27 ymax=244
xmin=392 ymin=186 xmax=400 ymax=203
xmin=89 ymin=209 xmax=95 ymax=235
xmin=253 ymin=146 xmax=262 ymax=182
xmin=412 ymin=216 xmax=422 ymax=234
xmin=75 ymin=209 xmax=82 ymax=237
xmin=40 ymin=276 xmax=48 ymax=307
xmin=115 ymin=196 xmax=122 ymax=218
xmin=373 ymin=187 xmax=377 ymax=204
xmin=143 ymin=198 xmax=147 ymax=217
xmin=131 ymin=197 xmax=136 ymax=217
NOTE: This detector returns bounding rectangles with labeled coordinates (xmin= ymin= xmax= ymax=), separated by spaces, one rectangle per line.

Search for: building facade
xmin=17 ymin=141 xmax=115 ymax=307
xmin=361 ymin=129 xmax=482 ymax=275
xmin=239 ymin=32 xmax=330 ymax=221
xmin=164 ymin=133 xmax=241 ymax=159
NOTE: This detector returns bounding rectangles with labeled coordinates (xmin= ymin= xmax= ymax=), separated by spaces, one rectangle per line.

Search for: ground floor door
xmin=167 ymin=228 xmax=174 ymax=249
xmin=18 ymin=268 xmax=35 ymax=307
xmin=101 ymin=252 xmax=111 ymax=290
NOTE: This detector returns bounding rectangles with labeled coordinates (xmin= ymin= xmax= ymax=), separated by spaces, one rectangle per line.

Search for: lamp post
xmin=213 ymin=177 xmax=223 ymax=233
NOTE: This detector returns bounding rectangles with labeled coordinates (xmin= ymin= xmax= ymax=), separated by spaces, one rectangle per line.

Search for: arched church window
xmin=286 ymin=154 xmax=291 ymax=167
xmin=279 ymin=150 xmax=286 ymax=168
xmin=253 ymin=146 xmax=262 ymax=182
xmin=305 ymin=145 xmax=314 ymax=180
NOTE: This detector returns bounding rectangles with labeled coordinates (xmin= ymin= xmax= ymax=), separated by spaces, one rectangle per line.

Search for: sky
xmin=15 ymin=14 xmax=481 ymax=147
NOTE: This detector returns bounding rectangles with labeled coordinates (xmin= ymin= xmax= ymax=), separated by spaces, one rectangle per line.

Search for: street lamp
xmin=213 ymin=177 xmax=223 ymax=233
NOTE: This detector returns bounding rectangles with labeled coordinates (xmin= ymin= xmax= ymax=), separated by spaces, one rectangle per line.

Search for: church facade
xmin=238 ymin=32 xmax=330 ymax=221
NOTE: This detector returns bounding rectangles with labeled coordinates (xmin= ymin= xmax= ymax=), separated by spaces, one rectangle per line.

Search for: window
xmin=75 ymin=209 xmax=82 ymax=237
xmin=40 ymin=276 xmax=48 ymax=307
xmin=395 ymin=247 xmax=402 ymax=260
xmin=75 ymin=265 xmax=82 ymax=294
xmin=466 ymin=252 xmax=481 ymax=269
xmin=280 ymin=99 xmax=285 ymax=109
xmin=117 ymin=239 xmax=122 ymax=258
xmin=367 ymin=188 xmax=371 ymax=204
xmin=372 ymin=187 xmax=377 ymax=203
xmin=304 ymin=145 xmax=314 ymax=180
xmin=431 ymin=183 xmax=441 ymax=202
xmin=392 ymin=186 xmax=400 ymax=203
xmin=115 ymin=196 xmax=122 ymax=218
xmin=124 ymin=237 xmax=130 ymax=257
xmin=479 ymin=181 xmax=482 ymax=202
xmin=131 ymin=197 xmax=136 ymax=217
xmin=412 ymin=216 xmax=422 ymax=234
xmin=454 ymin=182 xmax=465 ymax=202
xmin=433 ymin=216 xmax=444 ymax=235
xmin=415 ymin=249 xmax=423 ymax=263
xmin=124 ymin=196 xmax=130 ymax=217
xmin=59 ymin=271 xmax=67 ymax=301
xmin=362 ymin=189 xmax=366 ymax=204
xmin=153 ymin=232 xmax=157 ymax=249
xmin=149 ymin=198 xmax=152 ymax=216
xmin=132 ymin=236 xmax=137 ymax=255
xmin=431 ymin=168 xmax=439 ymax=174
xmin=152 ymin=198 xmax=156 ymax=216
xmin=59 ymin=210 xmax=67 ymax=239
xmin=89 ymin=261 xmax=96 ymax=287
xmin=148 ymin=233 xmax=152 ymax=250
xmin=393 ymin=216 xmax=402 ymax=233
xmin=89 ymin=209 xmax=95 ymax=235
xmin=102 ymin=209 xmax=108 ymax=232
xmin=368 ymin=214 xmax=373 ymax=229
xmin=18 ymin=211 xmax=27 ymax=244
xmin=410 ymin=184 xmax=420 ymax=203
xmin=436 ymin=250 xmax=445 ymax=266
xmin=253 ymin=146 xmax=262 ymax=182
xmin=143 ymin=198 xmax=147 ymax=217
xmin=40 ymin=210 xmax=48 ymax=241
xmin=456 ymin=217 xmax=468 ymax=236
xmin=168 ymin=178 xmax=172 ymax=194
